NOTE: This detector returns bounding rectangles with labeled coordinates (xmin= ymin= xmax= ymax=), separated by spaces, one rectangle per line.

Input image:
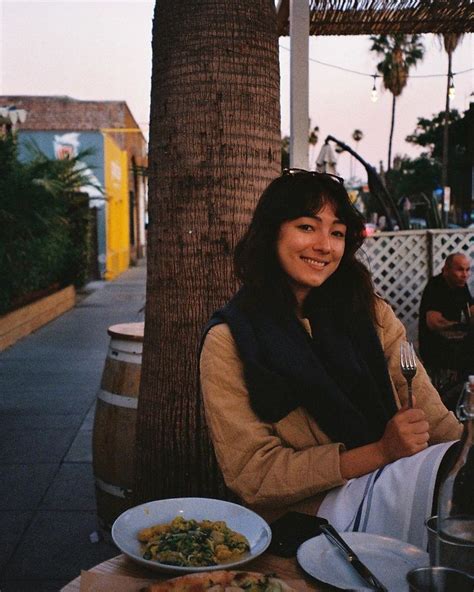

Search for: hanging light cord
xmin=279 ymin=44 xmax=473 ymax=79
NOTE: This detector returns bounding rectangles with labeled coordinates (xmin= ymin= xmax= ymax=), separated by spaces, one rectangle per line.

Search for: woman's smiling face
xmin=276 ymin=201 xmax=347 ymax=308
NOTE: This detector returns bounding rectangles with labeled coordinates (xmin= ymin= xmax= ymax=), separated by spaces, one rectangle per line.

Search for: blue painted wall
xmin=17 ymin=130 xmax=105 ymax=185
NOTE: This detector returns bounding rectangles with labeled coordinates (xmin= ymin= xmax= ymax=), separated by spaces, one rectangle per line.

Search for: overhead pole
xmin=289 ymin=0 xmax=309 ymax=168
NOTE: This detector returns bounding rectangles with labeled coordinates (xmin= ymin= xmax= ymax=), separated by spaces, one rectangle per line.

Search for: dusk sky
xmin=1 ymin=0 xmax=472 ymax=180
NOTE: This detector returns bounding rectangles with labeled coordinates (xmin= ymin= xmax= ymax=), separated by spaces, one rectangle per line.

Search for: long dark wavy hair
xmin=234 ymin=170 xmax=377 ymax=322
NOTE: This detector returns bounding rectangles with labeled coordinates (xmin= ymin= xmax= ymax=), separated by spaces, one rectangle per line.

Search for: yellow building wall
xmin=104 ymin=134 xmax=130 ymax=280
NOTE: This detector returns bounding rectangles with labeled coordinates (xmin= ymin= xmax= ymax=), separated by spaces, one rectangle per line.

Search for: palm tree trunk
xmin=441 ymin=52 xmax=452 ymax=190
xmin=387 ymin=94 xmax=396 ymax=171
xmin=134 ymin=0 xmax=281 ymax=503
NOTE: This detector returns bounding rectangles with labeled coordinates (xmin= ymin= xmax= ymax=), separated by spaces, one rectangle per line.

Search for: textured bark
xmin=135 ymin=0 xmax=281 ymax=502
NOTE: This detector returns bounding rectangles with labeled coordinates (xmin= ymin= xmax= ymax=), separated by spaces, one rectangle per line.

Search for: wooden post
xmin=289 ymin=0 xmax=309 ymax=168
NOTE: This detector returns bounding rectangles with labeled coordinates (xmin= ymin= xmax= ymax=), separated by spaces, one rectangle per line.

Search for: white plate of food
xmin=111 ymin=497 xmax=272 ymax=573
xmin=297 ymin=532 xmax=429 ymax=591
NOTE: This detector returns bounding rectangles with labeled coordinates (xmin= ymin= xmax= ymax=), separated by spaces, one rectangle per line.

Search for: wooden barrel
xmin=92 ymin=322 xmax=144 ymax=530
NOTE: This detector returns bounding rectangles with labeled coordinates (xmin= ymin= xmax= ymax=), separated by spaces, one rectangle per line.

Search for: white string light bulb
xmin=448 ymin=75 xmax=456 ymax=100
xmin=371 ymin=75 xmax=378 ymax=103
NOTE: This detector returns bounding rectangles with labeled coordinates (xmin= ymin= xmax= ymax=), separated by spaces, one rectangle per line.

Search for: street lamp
xmin=0 ymin=106 xmax=28 ymax=134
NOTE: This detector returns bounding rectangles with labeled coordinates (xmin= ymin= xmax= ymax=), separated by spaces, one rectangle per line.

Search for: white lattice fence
xmin=359 ymin=229 xmax=474 ymax=343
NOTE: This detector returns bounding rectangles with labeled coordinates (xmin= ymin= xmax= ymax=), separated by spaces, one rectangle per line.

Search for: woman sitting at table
xmin=199 ymin=169 xmax=461 ymax=549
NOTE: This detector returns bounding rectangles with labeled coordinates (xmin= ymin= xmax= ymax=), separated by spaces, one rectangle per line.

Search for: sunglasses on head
xmin=282 ymin=167 xmax=344 ymax=185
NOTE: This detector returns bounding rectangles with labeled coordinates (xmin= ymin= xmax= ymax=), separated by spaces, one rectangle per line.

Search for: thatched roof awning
xmin=277 ymin=0 xmax=474 ymax=36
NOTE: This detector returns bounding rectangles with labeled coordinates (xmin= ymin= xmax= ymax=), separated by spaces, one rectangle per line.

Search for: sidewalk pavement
xmin=0 ymin=261 xmax=146 ymax=591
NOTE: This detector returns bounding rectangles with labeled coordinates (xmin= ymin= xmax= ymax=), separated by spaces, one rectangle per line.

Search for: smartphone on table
xmin=268 ymin=511 xmax=328 ymax=557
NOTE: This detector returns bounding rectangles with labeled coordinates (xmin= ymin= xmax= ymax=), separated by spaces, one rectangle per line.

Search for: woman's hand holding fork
xmin=377 ymin=397 xmax=430 ymax=463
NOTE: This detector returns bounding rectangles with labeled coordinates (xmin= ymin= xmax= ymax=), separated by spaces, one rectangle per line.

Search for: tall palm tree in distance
xmin=440 ymin=33 xmax=463 ymax=193
xmin=370 ymin=34 xmax=424 ymax=171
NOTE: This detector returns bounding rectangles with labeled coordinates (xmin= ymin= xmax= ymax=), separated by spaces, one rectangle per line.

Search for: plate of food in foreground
xmin=297 ymin=532 xmax=429 ymax=591
xmin=111 ymin=497 xmax=272 ymax=573
xmin=140 ymin=570 xmax=296 ymax=592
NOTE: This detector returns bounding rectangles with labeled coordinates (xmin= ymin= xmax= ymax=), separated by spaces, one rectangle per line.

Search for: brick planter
xmin=0 ymin=285 xmax=76 ymax=351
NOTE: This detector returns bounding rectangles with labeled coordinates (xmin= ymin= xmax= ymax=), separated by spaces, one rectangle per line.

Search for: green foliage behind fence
xmin=0 ymin=134 xmax=95 ymax=315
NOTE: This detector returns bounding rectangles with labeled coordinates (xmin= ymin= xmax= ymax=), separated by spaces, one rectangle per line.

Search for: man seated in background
xmin=419 ymin=253 xmax=474 ymax=393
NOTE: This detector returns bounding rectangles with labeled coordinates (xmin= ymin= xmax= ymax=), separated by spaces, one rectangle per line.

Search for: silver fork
xmin=400 ymin=341 xmax=417 ymax=408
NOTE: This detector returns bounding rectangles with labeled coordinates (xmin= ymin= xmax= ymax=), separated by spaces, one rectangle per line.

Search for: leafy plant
xmin=382 ymin=107 xmax=471 ymax=226
xmin=0 ymin=134 xmax=101 ymax=314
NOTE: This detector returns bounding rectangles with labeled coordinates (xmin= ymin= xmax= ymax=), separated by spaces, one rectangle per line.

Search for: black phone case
xmin=268 ymin=512 xmax=328 ymax=557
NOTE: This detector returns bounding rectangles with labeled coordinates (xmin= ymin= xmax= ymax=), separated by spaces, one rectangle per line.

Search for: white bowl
xmin=111 ymin=497 xmax=272 ymax=573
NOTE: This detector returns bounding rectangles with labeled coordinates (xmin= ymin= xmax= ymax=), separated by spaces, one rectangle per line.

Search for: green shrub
xmin=0 ymin=135 xmax=99 ymax=315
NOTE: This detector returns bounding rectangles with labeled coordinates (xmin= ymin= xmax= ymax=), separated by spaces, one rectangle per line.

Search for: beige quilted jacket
xmin=199 ymin=297 xmax=461 ymax=522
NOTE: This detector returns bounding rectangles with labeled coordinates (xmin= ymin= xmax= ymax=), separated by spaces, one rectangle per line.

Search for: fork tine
xmin=411 ymin=343 xmax=417 ymax=368
xmin=400 ymin=341 xmax=407 ymax=368
xmin=408 ymin=342 xmax=417 ymax=371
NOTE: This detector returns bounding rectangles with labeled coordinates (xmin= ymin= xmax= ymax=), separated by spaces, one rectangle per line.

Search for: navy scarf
xmin=205 ymin=289 xmax=397 ymax=450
